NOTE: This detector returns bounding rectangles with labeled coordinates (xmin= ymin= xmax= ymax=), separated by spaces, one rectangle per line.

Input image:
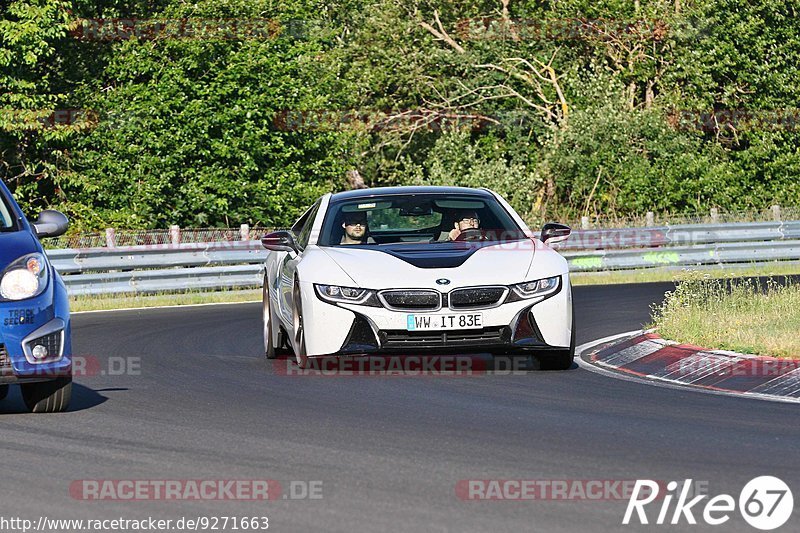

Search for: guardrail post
xmin=105 ymin=228 xmax=116 ymax=248
xmin=240 ymin=224 xmax=250 ymax=241
xmin=772 ymin=205 xmax=782 ymax=221
xmin=581 ymin=216 xmax=589 ymax=230
xmin=646 ymin=211 xmax=654 ymax=227
xmin=170 ymin=225 xmax=181 ymax=246
xmin=710 ymin=208 xmax=719 ymax=224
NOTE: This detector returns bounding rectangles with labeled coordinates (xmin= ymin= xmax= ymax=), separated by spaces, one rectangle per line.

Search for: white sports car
xmin=261 ymin=186 xmax=574 ymax=370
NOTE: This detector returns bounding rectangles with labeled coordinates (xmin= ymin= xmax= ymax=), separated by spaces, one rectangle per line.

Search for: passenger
xmin=341 ymin=212 xmax=369 ymax=245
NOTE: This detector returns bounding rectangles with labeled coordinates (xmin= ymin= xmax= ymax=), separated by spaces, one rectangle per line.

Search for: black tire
xmin=292 ymin=280 xmax=308 ymax=369
xmin=263 ymin=279 xmax=278 ymax=359
xmin=0 ymin=384 xmax=8 ymax=401
xmin=20 ymin=377 xmax=72 ymax=413
xmin=264 ymin=277 xmax=292 ymax=359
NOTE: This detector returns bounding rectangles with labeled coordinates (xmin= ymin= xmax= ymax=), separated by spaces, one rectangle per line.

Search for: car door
xmin=277 ymin=201 xmax=321 ymax=329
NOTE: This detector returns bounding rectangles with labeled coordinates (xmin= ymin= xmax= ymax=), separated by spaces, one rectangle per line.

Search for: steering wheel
xmin=454 ymin=228 xmax=486 ymax=242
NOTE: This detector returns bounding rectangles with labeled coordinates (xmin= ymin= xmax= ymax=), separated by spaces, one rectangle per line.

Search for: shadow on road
xmin=0 ymin=383 xmax=113 ymax=414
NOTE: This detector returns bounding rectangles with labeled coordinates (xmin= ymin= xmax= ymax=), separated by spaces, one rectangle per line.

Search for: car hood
xmin=0 ymin=230 xmax=40 ymax=267
xmin=320 ymin=241 xmax=537 ymax=289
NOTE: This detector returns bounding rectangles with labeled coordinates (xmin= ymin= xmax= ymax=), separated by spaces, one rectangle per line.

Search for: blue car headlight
xmin=510 ymin=276 xmax=562 ymax=299
xmin=314 ymin=284 xmax=381 ymax=307
xmin=0 ymin=253 xmax=50 ymax=301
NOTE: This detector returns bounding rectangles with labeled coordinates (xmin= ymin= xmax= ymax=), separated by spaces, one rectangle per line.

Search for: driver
xmin=341 ymin=211 xmax=369 ymax=245
xmin=447 ymin=210 xmax=480 ymax=241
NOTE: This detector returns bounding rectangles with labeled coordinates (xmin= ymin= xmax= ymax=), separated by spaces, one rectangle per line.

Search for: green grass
xmin=571 ymin=262 xmax=800 ymax=286
xmin=70 ymin=289 xmax=261 ymax=312
xmin=650 ymin=273 xmax=800 ymax=358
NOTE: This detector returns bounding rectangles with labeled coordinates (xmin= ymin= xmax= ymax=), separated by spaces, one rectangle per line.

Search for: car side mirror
xmin=33 ymin=210 xmax=69 ymax=238
xmin=541 ymin=223 xmax=571 ymax=244
xmin=261 ymin=230 xmax=299 ymax=253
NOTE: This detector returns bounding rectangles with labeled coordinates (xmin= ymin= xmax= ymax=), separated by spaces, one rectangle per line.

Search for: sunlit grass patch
xmin=69 ymin=289 xmax=260 ymax=312
xmin=650 ymin=273 xmax=800 ymax=358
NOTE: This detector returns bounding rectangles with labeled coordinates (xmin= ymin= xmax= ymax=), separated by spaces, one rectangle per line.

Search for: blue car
xmin=0 ymin=180 xmax=72 ymax=412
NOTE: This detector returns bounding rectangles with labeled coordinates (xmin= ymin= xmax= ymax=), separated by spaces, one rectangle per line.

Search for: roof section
xmin=329 ymin=186 xmax=492 ymax=203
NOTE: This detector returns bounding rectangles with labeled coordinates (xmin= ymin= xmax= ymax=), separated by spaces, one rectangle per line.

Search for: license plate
xmin=406 ymin=313 xmax=483 ymax=331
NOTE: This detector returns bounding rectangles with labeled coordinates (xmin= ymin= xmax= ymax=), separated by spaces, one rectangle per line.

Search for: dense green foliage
xmin=2 ymin=0 xmax=799 ymax=230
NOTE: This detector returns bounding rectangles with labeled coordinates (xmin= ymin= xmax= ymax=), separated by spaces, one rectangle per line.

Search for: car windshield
xmin=319 ymin=194 xmax=527 ymax=247
xmin=0 ymin=190 xmax=15 ymax=230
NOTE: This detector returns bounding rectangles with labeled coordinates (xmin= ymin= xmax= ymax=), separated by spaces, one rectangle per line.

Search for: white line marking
xmin=653 ymin=352 xmax=741 ymax=383
xmin=575 ymin=330 xmax=642 ymax=357
xmin=601 ymin=339 xmax=664 ymax=367
xmin=749 ymin=366 xmax=800 ymax=396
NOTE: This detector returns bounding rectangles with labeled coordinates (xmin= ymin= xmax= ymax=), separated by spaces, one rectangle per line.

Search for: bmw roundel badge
xmin=436 ymin=278 xmax=451 ymax=285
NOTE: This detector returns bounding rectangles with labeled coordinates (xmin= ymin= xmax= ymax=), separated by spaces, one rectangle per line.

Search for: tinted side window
xmin=295 ymin=202 xmax=321 ymax=250
xmin=291 ymin=207 xmax=313 ymax=236
xmin=0 ymin=192 xmax=16 ymax=230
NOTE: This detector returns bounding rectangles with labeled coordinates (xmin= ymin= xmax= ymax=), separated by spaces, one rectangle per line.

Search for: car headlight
xmin=0 ymin=253 xmax=50 ymax=301
xmin=510 ymin=275 xmax=562 ymax=300
xmin=314 ymin=284 xmax=381 ymax=307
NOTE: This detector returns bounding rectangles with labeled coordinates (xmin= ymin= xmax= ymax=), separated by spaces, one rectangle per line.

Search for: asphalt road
xmin=2 ymin=282 xmax=799 ymax=533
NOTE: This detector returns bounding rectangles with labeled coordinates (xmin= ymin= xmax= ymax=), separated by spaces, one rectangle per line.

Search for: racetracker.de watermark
xmin=272 ymin=109 xmax=498 ymax=133
xmin=455 ymin=479 xmax=708 ymax=501
xmin=669 ymin=108 xmax=800 ymax=133
xmin=0 ymin=108 xmax=98 ymax=131
xmin=69 ymin=18 xmax=293 ymax=41
xmin=14 ymin=356 xmax=141 ymax=379
xmin=73 ymin=356 xmax=141 ymax=377
xmin=676 ymin=355 xmax=800 ymax=378
xmin=69 ymin=479 xmax=323 ymax=501
xmin=455 ymin=17 xmax=668 ymax=42
xmin=274 ymin=355 xmax=536 ymax=376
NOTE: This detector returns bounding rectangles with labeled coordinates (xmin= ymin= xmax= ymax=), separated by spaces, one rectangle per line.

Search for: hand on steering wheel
xmin=454 ymin=228 xmax=485 ymax=241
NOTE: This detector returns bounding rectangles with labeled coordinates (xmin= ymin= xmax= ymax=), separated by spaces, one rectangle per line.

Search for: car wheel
xmin=263 ymin=278 xmax=278 ymax=359
xmin=0 ymin=384 xmax=8 ymax=401
xmin=20 ymin=377 xmax=72 ymax=413
xmin=537 ymin=311 xmax=576 ymax=371
xmin=292 ymin=280 xmax=308 ymax=369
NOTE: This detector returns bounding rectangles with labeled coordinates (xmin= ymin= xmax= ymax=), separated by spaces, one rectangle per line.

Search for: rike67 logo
xmin=623 ymin=477 xmax=793 ymax=530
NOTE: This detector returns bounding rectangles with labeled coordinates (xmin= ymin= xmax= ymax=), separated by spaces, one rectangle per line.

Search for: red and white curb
xmin=577 ymin=330 xmax=800 ymax=404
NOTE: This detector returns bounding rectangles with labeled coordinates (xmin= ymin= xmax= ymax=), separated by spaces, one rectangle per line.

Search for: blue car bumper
xmin=0 ymin=273 xmax=72 ymax=384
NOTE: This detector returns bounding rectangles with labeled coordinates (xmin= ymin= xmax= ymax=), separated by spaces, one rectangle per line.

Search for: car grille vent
xmin=449 ymin=287 xmax=507 ymax=310
xmin=379 ymin=290 xmax=441 ymax=311
xmin=382 ymin=326 xmax=507 ymax=348
xmin=0 ymin=344 xmax=11 ymax=370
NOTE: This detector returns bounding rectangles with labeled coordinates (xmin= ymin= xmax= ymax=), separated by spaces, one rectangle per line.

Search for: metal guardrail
xmin=46 ymin=220 xmax=800 ymax=296
xmin=556 ymin=221 xmax=800 ymax=250
xmin=48 ymin=242 xmax=268 ymax=296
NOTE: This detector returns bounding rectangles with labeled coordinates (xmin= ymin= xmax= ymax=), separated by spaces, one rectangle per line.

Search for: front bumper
xmin=299 ymin=274 xmax=573 ymax=357
xmin=0 ymin=276 xmax=72 ymax=384
xmin=337 ymin=305 xmax=562 ymax=355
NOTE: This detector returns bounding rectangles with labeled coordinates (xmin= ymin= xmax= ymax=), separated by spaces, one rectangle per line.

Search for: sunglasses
xmin=345 ymin=221 xmax=366 ymax=226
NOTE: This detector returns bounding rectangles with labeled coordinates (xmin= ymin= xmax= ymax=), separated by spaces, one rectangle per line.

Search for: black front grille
xmin=381 ymin=326 xmax=509 ymax=349
xmin=449 ymin=287 xmax=507 ymax=310
xmin=0 ymin=344 xmax=11 ymax=372
xmin=379 ymin=290 xmax=441 ymax=311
